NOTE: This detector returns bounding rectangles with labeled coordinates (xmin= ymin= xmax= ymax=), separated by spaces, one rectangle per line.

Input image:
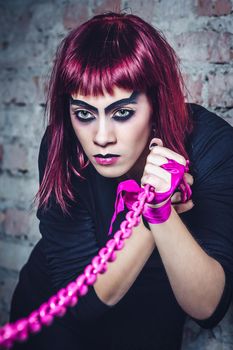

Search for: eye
xmin=113 ymin=109 xmax=135 ymax=121
xmin=74 ymin=110 xmax=94 ymax=122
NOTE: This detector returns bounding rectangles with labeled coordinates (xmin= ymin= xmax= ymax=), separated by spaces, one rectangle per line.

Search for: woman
xmin=9 ymin=11 xmax=233 ymax=350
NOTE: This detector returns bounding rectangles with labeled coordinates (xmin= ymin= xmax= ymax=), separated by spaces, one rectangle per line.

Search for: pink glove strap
xmin=142 ymin=199 xmax=172 ymax=224
xmin=107 ymin=159 xmax=192 ymax=235
xmin=142 ymin=159 xmax=190 ymax=224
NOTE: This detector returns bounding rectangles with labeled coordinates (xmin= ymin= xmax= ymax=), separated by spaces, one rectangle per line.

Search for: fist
xmin=140 ymin=138 xmax=187 ymax=207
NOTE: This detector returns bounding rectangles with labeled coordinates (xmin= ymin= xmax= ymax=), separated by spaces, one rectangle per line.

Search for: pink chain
xmin=0 ymin=183 xmax=155 ymax=349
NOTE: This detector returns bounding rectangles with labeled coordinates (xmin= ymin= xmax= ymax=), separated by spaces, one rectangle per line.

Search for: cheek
xmin=133 ymin=106 xmax=152 ymax=133
xmin=125 ymin=124 xmax=149 ymax=156
xmin=133 ymin=118 xmax=151 ymax=141
xmin=76 ymin=131 xmax=90 ymax=149
xmin=71 ymin=120 xmax=90 ymax=148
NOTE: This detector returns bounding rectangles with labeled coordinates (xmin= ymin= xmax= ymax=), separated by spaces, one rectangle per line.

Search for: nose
xmin=93 ymin=119 xmax=116 ymax=146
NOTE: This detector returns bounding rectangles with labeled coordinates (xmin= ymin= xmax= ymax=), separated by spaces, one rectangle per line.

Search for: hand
xmin=171 ymin=173 xmax=194 ymax=214
xmin=140 ymin=137 xmax=190 ymax=224
xmin=140 ymin=137 xmax=187 ymax=200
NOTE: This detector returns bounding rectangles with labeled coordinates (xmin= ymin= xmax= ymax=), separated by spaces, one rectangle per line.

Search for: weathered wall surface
xmin=0 ymin=0 xmax=232 ymax=348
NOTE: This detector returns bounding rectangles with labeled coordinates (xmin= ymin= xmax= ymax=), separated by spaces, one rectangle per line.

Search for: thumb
xmin=149 ymin=138 xmax=163 ymax=150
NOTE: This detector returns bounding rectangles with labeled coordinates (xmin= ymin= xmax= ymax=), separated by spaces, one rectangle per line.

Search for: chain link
xmin=0 ymin=184 xmax=153 ymax=349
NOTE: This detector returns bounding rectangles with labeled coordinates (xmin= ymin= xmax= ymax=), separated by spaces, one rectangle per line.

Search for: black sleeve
xmin=180 ymin=107 xmax=233 ymax=328
xmin=36 ymin=127 xmax=112 ymax=322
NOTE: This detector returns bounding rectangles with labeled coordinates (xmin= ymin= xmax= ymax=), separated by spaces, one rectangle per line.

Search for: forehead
xmin=71 ymin=86 xmax=133 ymax=105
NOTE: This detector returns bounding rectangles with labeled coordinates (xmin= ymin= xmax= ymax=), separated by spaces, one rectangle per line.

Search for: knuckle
xmin=147 ymin=154 xmax=153 ymax=163
xmin=161 ymin=178 xmax=170 ymax=192
xmin=184 ymin=173 xmax=194 ymax=185
xmin=189 ymin=200 xmax=195 ymax=208
xmin=151 ymin=146 xmax=158 ymax=155
xmin=144 ymin=163 xmax=151 ymax=173
xmin=180 ymin=156 xmax=186 ymax=165
xmin=171 ymin=192 xmax=181 ymax=203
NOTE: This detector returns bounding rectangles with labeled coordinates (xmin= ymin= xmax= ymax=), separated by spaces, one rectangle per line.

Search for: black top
xmin=10 ymin=104 xmax=233 ymax=350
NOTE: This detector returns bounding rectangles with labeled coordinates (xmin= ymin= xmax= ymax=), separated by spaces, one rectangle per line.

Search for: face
xmin=69 ymin=86 xmax=153 ymax=182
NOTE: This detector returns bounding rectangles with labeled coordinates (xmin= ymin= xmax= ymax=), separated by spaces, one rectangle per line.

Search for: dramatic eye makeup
xmin=73 ymin=108 xmax=135 ymax=123
xmin=74 ymin=110 xmax=94 ymax=121
xmin=70 ymin=91 xmax=140 ymax=123
xmin=113 ymin=109 xmax=135 ymax=121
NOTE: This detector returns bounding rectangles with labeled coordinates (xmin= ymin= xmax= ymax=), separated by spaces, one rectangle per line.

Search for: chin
xmin=93 ymin=164 xmax=129 ymax=179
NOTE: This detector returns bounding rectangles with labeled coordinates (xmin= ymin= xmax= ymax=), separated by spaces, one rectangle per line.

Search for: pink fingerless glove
xmin=107 ymin=159 xmax=192 ymax=236
xmin=142 ymin=159 xmax=191 ymax=224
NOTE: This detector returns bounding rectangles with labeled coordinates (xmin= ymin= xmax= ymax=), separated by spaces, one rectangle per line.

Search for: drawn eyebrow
xmin=70 ymin=91 xmax=140 ymax=115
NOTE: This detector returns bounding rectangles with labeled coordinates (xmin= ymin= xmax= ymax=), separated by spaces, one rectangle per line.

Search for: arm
xmin=140 ymin=120 xmax=233 ymax=327
xmin=95 ymin=173 xmax=194 ymax=306
xmin=148 ymin=206 xmax=225 ymax=320
xmin=94 ymin=217 xmax=155 ymax=305
xmin=99 ymin=159 xmax=224 ymax=317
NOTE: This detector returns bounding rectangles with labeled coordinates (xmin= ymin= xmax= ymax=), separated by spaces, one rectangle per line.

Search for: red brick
xmin=0 ymin=211 xmax=6 ymax=234
xmin=174 ymin=31 xmax=233 ymax=63
xmin=0 ymin=211 xmax=5 ymax=224
xmin=92 ymin=0 xmax=121 ymax=16
xmin=32 ymin=75 xmax=47 ymax=103
xmin=214 ymin=0 xmax=233 ymax=15
xmin=3 ymin=208 xmax=29 ymax=237
xmin=63 ymin=2 xmax=89 ymax=30
xmin=91 ymin=0 xmax=155 ymax=22
xmin=183 ymin=73 xmax=204 ymax=104
xmin=208 ymin=72 xmax=233 ymax=107
xmin=197 ymin=0 xmax=232 ymax=16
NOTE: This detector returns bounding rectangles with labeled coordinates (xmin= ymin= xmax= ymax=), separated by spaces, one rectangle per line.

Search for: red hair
xmin=34 ymin=11 xmax=193 ymax=215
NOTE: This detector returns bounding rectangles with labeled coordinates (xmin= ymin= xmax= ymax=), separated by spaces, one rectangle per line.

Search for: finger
xmin=183 ymin=172 xmax=194 ymax=186
xmin=171 ymin=191 xmax=181 ymax=203
xmin=147 ymin=153 xmax=168 ymax=167
xmin=143 ymin=163 xmax=171 ymax=186
xmin=149 ymin=138 xmax=163 ymax=149
xmin=173 ymin=200 xmax=194 ymax=214
xmin=142 ymin=162 xmax=172 ymax=190
xmin=149 ymin=146 xmax=186 ymax=166
xmin=144 ymin=163 xmax=171 ymax=181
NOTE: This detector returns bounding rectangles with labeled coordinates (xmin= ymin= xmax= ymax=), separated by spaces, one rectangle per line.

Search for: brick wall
xmin=0 ymin=0 xmax=232 ymax=348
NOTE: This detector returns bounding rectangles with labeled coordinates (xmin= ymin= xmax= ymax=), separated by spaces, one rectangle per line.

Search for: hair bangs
xmin=66 ymin=61 xmax=149 ymax=97
xmin=62 ymin=21 xmax=152 ymax=97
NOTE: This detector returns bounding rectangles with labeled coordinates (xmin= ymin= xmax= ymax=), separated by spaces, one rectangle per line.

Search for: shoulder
xmin=186 ymin=104 xmax=233 ymax=174
xmin=187 ymin=103 xmax=233 ymax=148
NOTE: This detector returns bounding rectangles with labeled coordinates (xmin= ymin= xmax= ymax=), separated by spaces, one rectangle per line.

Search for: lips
xmin=94 ymin=154 xmax=120 ymax=158
xmin=94 ymin=156 xmax=119 ymax=165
